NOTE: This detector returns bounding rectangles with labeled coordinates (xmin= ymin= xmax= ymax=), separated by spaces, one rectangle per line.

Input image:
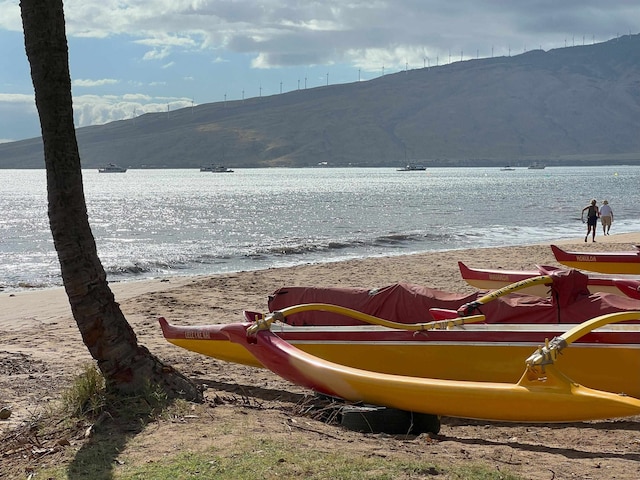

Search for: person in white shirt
xmin=599 ymin=200 xmax=614 ymax=236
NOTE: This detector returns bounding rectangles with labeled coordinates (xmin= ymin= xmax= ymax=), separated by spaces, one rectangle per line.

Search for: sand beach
xmin=2 ymin=232 xmax=640 ymax=478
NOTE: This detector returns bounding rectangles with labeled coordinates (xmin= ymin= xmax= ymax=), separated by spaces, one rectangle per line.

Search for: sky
xmin=0 ymin=1 xmax=638 ymax=143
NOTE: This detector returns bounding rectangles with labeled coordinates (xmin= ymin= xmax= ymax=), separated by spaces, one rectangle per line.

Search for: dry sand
xmin=2 ymin=232 xmax=640 ymax=478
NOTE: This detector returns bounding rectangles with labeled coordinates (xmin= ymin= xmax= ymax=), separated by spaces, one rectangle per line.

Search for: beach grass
xmin=38 ymin=437 xmax=521 ymax=479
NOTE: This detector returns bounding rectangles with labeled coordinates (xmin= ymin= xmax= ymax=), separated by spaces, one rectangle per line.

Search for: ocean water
xmin=2 ymin=166 xmax=640 ymax=292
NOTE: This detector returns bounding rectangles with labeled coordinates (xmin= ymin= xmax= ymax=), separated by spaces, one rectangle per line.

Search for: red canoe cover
xmin=268 ymin=269 xmax=640 ymax=325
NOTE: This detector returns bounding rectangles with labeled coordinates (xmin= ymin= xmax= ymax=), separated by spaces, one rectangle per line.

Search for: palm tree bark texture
xmin=19 ymin=0 xmax=202 ymax=402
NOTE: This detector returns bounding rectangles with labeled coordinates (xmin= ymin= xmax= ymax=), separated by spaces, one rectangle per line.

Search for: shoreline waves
xmin=2 ymin=232 xmax=639 ymax=332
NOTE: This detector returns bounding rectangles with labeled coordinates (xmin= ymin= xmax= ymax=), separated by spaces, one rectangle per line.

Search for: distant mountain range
xmin=3 ymin=34 xmax=640 ymax=169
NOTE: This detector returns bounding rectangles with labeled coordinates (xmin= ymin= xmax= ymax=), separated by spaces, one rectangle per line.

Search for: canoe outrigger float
xmin=551 ymin=244 xmax=640 ymax=275
xmin=458 ymin=261 xmax=640 ymax=298
xmin=217 ymin=311 xmax=640 ymax=422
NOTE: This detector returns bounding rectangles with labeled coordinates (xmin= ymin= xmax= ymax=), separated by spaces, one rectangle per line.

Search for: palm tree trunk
xmin=20 ymin=0 xmax=202 ymax=402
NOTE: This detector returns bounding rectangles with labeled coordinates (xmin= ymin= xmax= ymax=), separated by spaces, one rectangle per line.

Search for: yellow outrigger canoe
xmin=160 ymin=275 xmax=640 ymax=402
xmin=551 ymin=244 xmax=640 ymax=275
xmin=159 ymin=307 xmax=640 ymax=401
xmin=219 ymin=311 xmax=640 ymax=423
xmin=458 ymin=261 xmax=640 ymax=297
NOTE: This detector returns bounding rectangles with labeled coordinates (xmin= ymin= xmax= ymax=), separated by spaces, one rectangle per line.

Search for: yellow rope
xmin=246 ymin=302 xmax=486 ymax=335
xmin=457 ymin=275 xmax=552 ymax=316
xmin=526 ymin=311 xmax=640 ymax=368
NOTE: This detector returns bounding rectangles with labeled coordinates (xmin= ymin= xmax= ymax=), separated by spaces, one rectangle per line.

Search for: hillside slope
xmin=2 ymin=34 xmax=640 ymax=169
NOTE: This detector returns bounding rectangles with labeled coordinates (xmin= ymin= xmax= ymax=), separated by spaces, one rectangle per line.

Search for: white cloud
xmin=0 ymin=93 xmax=34 ymax=104
xmin=72 ymin=93 xmax=193 ymax=128
xmin=135 ymin=34 xmax=198 ymax=49
xmin=122 ymin=93 xmax=152 ymax=101
xmin=142 ymin=47 xmax=171 ymax=61
xmin=0 ymin=93 xmax=38 ymax=142
xmin=4 ymin=1 xmax=637 ymax=69
xmin=0 ymin=1 xmax=20 ymax=30
xmin=73 ymin=78 xmax=120 ymax=87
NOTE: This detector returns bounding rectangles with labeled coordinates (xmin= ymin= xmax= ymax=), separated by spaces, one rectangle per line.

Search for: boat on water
xmin=527 ymin=163 xmax=546 ymax=169
xmin=551 ymin=244 xmax=640 ymax=275
xmin=219 ymin=312 xmax=640 ymax=422
xmin=500 ymin=165 xmax=516 ymax=171
xmin=397 ymin=164 xmax=426 ymax=171
xmin=159 ymin=272 xmax=640 ymax=405
xmin=458 ymin=261 xmax=640 ymax=298
xmin=98 ymin=163 xmax=127 ymax=173
xmin=200 ymin=165 xmax=234 ymax=173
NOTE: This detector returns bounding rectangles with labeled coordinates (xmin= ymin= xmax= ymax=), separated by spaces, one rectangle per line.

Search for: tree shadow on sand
xmin=66 ymin=416 xmax=145 ymax=480
xmin=438 ymin=416 xmax=640 ymax=462
xmin=66 ymin=391 xmax=179 ymax=480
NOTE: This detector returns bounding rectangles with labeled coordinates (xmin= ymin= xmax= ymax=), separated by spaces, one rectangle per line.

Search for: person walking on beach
xmin=600 ymin=200 xmax=614 ymax=236
xmin=581 ymin=199 xmax=599 ymax=242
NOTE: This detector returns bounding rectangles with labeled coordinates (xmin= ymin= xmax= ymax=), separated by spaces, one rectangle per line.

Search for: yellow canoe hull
xmin=167 ymin=337 xmax=264 ymax=368
xmin=462 ymin=278 xmax=552 ymax=297
xmin=551 ymin=244 xmax=640 ymax=275
xmin=164 ymin=330 xmax=640 ymax=400
xmin=461 ymin=273 xmax=630 ymax=297
xmin=554 ymin=260 xmax=640 ymax=275
xmin=457 ymin=261 xmax=635 ymax=297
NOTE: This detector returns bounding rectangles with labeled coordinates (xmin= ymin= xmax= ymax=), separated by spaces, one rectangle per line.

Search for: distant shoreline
xmin=2 ymin=161 xmax=640 ymax=170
